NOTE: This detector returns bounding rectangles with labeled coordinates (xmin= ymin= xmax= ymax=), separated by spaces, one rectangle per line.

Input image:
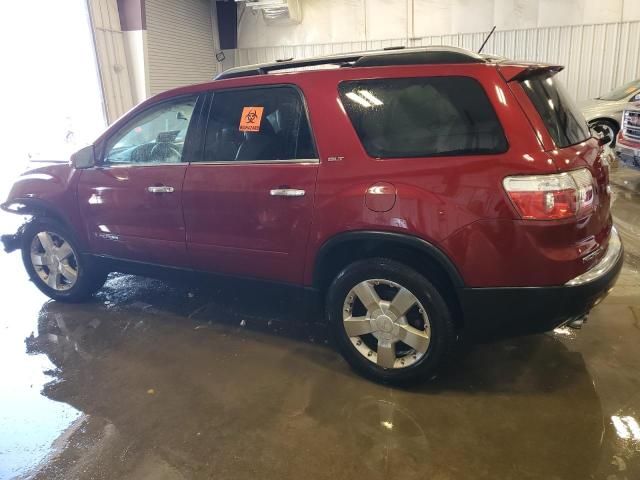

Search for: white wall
xmin=123 ymin=30 xmax=149 ymax=104
xmin=237 ymin=0 xmax=640 ymax=48
xmin=88 ymin=0 xmax=135 ymax=124
xmin=233 ymin=20 xmax=640 ymax=103
xmin=238 ymin=0 xmax=365 ymax=47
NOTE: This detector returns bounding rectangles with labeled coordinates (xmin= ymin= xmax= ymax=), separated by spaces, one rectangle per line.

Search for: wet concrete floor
xmin=1 ymin=167 xmax=640 ymax=480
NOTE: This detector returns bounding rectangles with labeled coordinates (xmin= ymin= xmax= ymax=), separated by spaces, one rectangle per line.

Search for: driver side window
xmin=103 ymin=96 xmax=197 ymax=165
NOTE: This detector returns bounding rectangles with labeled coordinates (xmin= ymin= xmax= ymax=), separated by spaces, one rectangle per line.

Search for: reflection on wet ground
xmin=0 ymin=169 xmax=639 ymax=479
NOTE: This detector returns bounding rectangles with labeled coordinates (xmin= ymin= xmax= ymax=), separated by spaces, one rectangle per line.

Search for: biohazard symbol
xmin=239 ymin=106 xmax=264 ymax=132
xmin=246 ymin=109 xmax=258 ymax=123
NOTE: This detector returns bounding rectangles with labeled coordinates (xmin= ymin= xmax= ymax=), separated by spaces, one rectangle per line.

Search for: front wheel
xmin=21 ymin=219 xmax=107 ymax=302
xmin=326 ymin=258 xmax=456 ymax=385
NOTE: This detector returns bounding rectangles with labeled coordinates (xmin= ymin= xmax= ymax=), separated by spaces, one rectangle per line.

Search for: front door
xmin=78 ymin=95 xmax=200 ymax=266
xmin=182 ymin=85 xmax=319 ymax=283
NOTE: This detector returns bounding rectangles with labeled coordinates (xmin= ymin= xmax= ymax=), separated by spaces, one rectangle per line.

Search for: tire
xmin=21 ymin=218 xmax=108 ymax=302
xmin=589 ymin=119 xmax=619 ymax=147
xmin=326 ymin=258 xmax=456 ymax=385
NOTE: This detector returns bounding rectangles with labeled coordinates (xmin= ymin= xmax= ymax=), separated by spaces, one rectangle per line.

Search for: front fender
xmin=4 ymin=163 xmax=73 ymax=202
xmin=2 ymin=164 xmax=87 ymax=249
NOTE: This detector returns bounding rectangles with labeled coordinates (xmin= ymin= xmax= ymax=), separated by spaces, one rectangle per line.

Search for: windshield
xmin=598 ymin=79 xmax=640 ymax=101
xmin=521 ymin=74 xmax=590 ymax=148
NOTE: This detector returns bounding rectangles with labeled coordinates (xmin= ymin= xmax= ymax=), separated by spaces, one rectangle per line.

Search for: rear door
xmin=182 ymin=85 xmax=319 ymax=283
xmin=78 ymin=95 xmax=201 ymax=266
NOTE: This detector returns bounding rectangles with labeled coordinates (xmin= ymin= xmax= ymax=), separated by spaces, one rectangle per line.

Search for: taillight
xmin=503 ymin=168 xmax=594 ymax=220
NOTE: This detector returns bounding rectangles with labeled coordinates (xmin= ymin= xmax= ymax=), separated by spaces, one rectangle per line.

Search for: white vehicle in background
xmin=580 ymin=79 xmax=640 ymax=146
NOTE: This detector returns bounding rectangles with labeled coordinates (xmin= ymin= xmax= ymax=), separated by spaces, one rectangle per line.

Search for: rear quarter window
xmin=338 ymin=76 xmax=508 ymax=158
xmin=520 ymin=75 xmax=590 ymax=148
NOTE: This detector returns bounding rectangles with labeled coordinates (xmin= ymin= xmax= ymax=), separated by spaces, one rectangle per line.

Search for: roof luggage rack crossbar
xmin=215 ymin=46 xmax=487 ymax=80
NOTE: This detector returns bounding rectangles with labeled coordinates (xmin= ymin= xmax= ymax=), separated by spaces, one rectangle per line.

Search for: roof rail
xmin=215 ymin=46 xmax=486 ymax=80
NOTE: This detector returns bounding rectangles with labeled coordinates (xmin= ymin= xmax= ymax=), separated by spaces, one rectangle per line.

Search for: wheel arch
xmin=312 ymin=231 xmax=465 ymax=326
xmin=1 ymin=198 xmax=84 ymax=249
xmin=588 ymin=116 xmax=620 ymax=130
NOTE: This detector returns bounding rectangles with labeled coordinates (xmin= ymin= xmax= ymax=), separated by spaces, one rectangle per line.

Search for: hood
xmin=578 ymin=98 xmax=606 ymax=110
xmin=20 ymin=162 xmax=73 ymax=181
xmin=578 ymin=98 xmax=627 ymax=121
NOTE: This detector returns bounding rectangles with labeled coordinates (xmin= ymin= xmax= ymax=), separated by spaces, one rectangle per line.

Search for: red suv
xmin=2 ymin=47 xmax=623 ymax=383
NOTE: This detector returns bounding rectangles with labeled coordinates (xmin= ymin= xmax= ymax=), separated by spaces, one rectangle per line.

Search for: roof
xmin=215 ymin=46 xmax=487 ymax=80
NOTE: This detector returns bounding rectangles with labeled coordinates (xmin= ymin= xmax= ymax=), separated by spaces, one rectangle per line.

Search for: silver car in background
xmin=580 ymin=79 xmax=640 ymax=146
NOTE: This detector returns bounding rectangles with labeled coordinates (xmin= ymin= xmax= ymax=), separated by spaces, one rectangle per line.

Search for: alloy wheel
xmin=30 ymin=231 xmax=79 ymax=291
xmin=342 ymin=279 xmax=431 ymax=369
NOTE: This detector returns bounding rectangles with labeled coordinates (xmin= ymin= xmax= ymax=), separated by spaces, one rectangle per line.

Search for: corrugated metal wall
xmin=146 ymin=0 xmax=217 ymax=96
xmin=231 ymin=21 xmax=640 ymax=102
xmin=87 ymin=0 xmax=135 ymax=124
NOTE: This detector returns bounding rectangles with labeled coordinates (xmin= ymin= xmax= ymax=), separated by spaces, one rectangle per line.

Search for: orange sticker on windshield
xmin=239 ymin=106 xmax=264 ymax=132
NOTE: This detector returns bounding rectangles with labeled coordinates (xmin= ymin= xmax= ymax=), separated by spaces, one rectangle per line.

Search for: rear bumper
xmin=459 ymin=227 xmax=624 ymax=341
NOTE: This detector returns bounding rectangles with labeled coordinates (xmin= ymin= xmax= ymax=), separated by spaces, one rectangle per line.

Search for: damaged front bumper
xmin=1 ymin=201 xmax=34 ymax=253
xmin=1 ymin=228 xmax=24 ymax=253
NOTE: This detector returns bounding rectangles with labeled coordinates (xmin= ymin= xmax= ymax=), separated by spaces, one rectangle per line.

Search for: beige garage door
xmin=146 ymin=0 xmax=218 ymax=96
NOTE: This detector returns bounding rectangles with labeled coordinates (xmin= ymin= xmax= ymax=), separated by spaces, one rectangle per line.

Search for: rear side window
xmin=202 ymin=86 xmax=317 ymax=162
xmin=338 ymin=77 xmax=507 ymax=158
xmin=521 ymin=75 xmax=590 ymax=148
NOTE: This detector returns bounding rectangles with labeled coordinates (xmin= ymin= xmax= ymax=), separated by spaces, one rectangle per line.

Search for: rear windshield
xmin=521 ymin=75 xmax=590 ymax=148
xmin=338 ymin=77 xmax=508 ymax=158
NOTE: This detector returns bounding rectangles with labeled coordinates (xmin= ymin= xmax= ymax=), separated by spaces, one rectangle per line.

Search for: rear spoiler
xmin=498 ymin=64 xmax=564 ymax=82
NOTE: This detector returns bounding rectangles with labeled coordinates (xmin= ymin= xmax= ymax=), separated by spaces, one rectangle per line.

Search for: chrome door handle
xmin=147 ymin=185 xmax=175 ymax=193
xmin=270 ymin=188 xmax=306 ymax=197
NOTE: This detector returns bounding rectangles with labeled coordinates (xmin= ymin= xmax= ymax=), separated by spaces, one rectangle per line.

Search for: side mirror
xmin=70 ymin=145 xmax=95 ymax=169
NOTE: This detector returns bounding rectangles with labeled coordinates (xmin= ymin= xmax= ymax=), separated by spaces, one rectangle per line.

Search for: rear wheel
xmin=21 ymin=219 xmax=107 ymax=302
xmin=327 ymin=258 xmax=456 ymax=384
